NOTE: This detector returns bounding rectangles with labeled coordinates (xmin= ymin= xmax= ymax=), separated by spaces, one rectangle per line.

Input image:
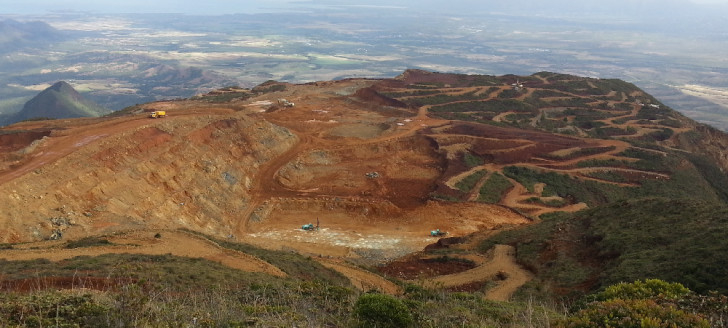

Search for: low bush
xmin=555 ymin=298 xmax=709 ymax=328
xmin=0 ymin=292 xmax=108 ymax=327
xmin=353 ymin=293 xmax=414 ymax=328
xmin=593 ymin=279 xmax=691 ymax=302
xmin=65 ymin=237 xmax=112 ymax=249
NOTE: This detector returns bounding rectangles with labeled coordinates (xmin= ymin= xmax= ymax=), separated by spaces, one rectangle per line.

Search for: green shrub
xmin=594 ymin=279 xmax=691 ymax=302
xmin=555 ymin=298 xmax=709 ymax=328
xmin=0 ymin=292 xmax=109 ymax=327
xmin=353 ymin=293 xmax=414 ymax=328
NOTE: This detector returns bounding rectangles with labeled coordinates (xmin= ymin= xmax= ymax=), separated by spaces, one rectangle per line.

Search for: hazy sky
xmin=3 ymin=0 xmax=728 ymax=15
xmin=3 ymin=0 xmax=291 ymax=15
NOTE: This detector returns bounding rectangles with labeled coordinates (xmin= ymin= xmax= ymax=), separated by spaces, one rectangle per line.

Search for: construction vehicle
xmin=149 ymin=110 xmax=166 ymax=118
xmin=302 ymin=218 xmax=320 ymax=231
xmin=430 ymin=229 xmax=447 ymax=237
xmin=277 ymin=98 xmax=295 ymax=107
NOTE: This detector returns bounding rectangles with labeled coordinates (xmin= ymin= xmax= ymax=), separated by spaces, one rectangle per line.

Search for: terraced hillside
xmin=1 ymin=70 xmax=728 ymax=323
xmin=367 ymin=70 xmax=728 ymax=217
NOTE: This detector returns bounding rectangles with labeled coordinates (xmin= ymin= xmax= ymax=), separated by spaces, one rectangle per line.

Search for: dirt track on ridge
xmin=317 ymin=258 xmax=402 ymax=294
xmin=417 ymin=244 xmax=533 ymax=301
xmin=0 ymin=230 xmax=286 ymax=277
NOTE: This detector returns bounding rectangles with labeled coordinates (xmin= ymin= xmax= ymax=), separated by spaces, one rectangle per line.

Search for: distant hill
xmin=0 ymin=19 xmax=64 ymax=53
xmin=10 ymin=81 xmax=110 ymax=123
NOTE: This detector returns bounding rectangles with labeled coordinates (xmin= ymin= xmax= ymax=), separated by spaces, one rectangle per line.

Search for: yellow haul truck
xmin=149 ymin=110 xmax=166 ymax=118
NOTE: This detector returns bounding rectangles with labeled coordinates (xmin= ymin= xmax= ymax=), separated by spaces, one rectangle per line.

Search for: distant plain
xmin=2 ymin=4 xmax=727 ymax=128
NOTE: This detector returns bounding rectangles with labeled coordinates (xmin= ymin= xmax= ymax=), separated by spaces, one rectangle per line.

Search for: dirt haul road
xmin=420 ymin=245 xmax=533 ymax=301
xmin=0 ymin=230 xmax=285 ymax=277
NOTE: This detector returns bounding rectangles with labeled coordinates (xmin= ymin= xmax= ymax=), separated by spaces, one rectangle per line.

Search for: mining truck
xmin=149 ymin=110 xmax=166 ymax=118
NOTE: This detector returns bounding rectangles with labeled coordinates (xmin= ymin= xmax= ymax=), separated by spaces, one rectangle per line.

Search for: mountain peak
xmin=10 ymin=81 xmax=110 ymax=123
xmin=48 ymin=81 xmax=74 ymax=92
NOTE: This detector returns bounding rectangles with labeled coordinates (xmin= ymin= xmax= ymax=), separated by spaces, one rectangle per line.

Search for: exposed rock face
xmin=0 ymin=111 xmax=296 ymax=242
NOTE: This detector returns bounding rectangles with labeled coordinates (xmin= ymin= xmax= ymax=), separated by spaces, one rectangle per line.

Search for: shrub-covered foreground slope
xmin=0 ymin=231 xmax=561 ymax=327
xmin=1 ymin=235 xmax=726 ymax=327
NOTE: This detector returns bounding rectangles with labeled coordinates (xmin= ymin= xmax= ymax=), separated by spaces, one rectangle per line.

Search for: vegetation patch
xmin=618 ymin=147 xmax=672 ymax=172
xmin=497 ymin=88 xmax=522 ymax=99
xmin=463 ymin=152 xmax=484 ymax=167
xmin=524 ymin=197 xmax=567 ymax=207
xmin=402 ymin=91 xmax=481 ymax=106
xmin=483 ymin=198 xmax=728 ymax=303
xmin=503 ymin=165 xmax=634 ymax=206
xmin=405 ymin=82 xmax=445 ymax=89
xmin=591 ymin=126 xmax=636 ymax=137
xmin=189 ymin=232 xmax=350 ymax=284
xmin=575 ymin=158 xmax=628 ymax=168
xmin=353 ymin=293 xmax=414 ymax=328
xmin=195 ymin=91 xmax=253 ymax=103
xmin=584 ymin=170 xmax=629 ymax=183
xmin=65 ymin=237 xmax=113 ymax=249
xmin=530 ymin=89 xmax=572 ymax=98
xmin=504 ymin=161 xmax=721 ymax=207
xmin=637 ymin=106 xmax=670 ymax=120
xmin=379 ymin=90 xmax=439 ymax=98
xmin=478 ymin=173 xmax=513 ymax=203
xmin=686 ymin=153 xmax=728 ymax=203
xmin=455 ymin=170 xmax=487 ymax=193
xmin=430 ymin=99 xmax=535 ymax=114
xmin=561 ymin=108 xmax=614 ymax=120
xmin=542 ymin=146 xmax=615 ymax=160
xmin=544 ymin=97 xmax=596 ymax=108
xmin=643 ymin=127 xmax=674 ymax=142
xmin=557 ymin=298 xmax=709 ymax=327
